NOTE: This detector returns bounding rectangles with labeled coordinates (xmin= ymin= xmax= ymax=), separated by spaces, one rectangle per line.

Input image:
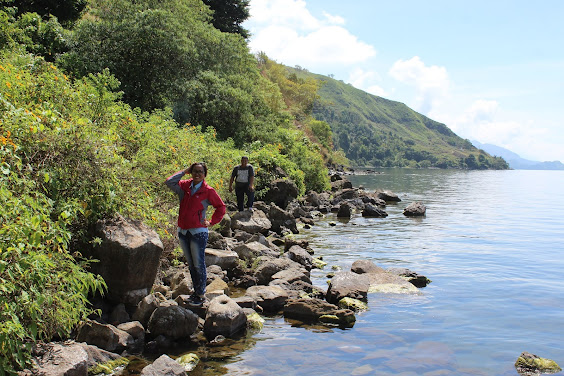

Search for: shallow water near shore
xmin=127 ymin=169 xmax=564 ymax=375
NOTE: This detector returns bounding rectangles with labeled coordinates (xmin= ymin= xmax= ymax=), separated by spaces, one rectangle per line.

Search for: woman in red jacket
xmin=165 ymin=162 xmax=226 ymax=306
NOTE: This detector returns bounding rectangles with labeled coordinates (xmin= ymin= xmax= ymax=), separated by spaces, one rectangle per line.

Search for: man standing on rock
xmin=166 ymin=162 xmax=226 ymax=306
xmin=229 ymin=156 xmax=255 ymax=212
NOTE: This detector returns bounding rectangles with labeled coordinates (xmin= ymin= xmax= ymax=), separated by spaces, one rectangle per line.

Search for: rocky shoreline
xmin=20 ymin=175 xmax=557 ymax=376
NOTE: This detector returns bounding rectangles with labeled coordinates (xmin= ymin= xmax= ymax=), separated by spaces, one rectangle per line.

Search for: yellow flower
xmin=5 ymin=82 xmax=11 ymax=88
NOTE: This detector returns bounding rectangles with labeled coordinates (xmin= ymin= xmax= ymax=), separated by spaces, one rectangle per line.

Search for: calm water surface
xmin=183 ymin=170 xmax=564 ymax=375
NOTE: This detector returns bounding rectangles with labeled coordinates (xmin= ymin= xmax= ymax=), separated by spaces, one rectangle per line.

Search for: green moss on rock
xmin=515 ymin=352 xmax=562 ymax=374
xmin=88 ymin=357 xmax=130 ymax=375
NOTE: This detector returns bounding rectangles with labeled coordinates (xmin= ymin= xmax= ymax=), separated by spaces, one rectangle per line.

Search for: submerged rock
xmin=515 ymin=352 xmax=562 ymax=375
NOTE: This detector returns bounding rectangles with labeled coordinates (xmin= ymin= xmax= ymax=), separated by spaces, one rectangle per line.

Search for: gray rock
xmin=284 ymin=245 xmax=313 ymax=270
xmin=245 ymin=285 xmax=289 ymax=312
xmin=109 ymin=303 xmax=130 ymax=326
xmin=361 ymin=204 xmax=388 ymax=217
xmin=331 ymin=189 xmax=359 ymax=205
xmin=351 ymin=259 xmax=386 ymax=274
xmin=132 ymin=293 xmax=162 ymax=327
xmin=204 ymin=295 xmax=248 ymax=338
xmin=85 ymin=215 xmax=163 ymax=305
xmin=147 ymin=306 xmax=199 ymax=339
xmin=330 ymin=179 xmax=353 ymax=191
xmin=336 ymin=202 xmax=353 ymax=218
xmin=387 ymin=267 xmax=432 ymax=288
xmin=171 ymin=277 xmax=193 ymax=299
xmin=283 ymin=298 xmax=355 ymax=327
xmin=140 ymin=354 xmax=187 ymax=376
xmin=254 ymin=257 xmax=306 ymax=285
xmin=269 ymin=204 xmax=298 ymax=234
xmin=326 ymin=271 xmax=371 ymax=304
xmin=234 ymin=241 xmax=279 ymax=261
xmin=27 ymin=342 xmax=89 ymax=376
xmin=231 ymin=210 xmax=272 ymax=234
xmin=205 ymin=248 xmax=239 ymax=270
xmin=403 ymin=202 xmax=426 ymax=216
xmin=264 ymin=179 xmax=299 ymax=209
xmin=217 ymin=214 xmax=232 ymax=237
xmin=377 ymin=190 xmax=401 ymax=202
xmin=116 ymin=320 xmax=144 ymax=339
xmin=76 ymin=320 xmax=133 ymax=352
xmin=271 ymin=268 xmax=311 ymax=284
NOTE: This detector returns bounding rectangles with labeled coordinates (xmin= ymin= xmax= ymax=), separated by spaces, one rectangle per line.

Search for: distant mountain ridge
xmin=471 ymin=141 xmax=564 ymax=170
xmin=289 ymin=67 xmax=508 ymax=169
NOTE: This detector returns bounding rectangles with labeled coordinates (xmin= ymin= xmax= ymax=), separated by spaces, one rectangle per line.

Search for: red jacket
xmin=165 ymin=171 xmax=226 ymax=230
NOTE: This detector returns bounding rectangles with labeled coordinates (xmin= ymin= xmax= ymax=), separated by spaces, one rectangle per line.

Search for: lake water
xmin=205 ymin=169 xmax=564 ymax=376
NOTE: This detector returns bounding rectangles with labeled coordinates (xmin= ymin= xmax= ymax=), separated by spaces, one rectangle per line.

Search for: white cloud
xmin=446 ymin=99 xmax=563 ymax=161
xmin=348 ymin=68 xmax=387 ymax=97
xmin=389 ymin=56 xmax=450 ymax=114
xmin=246 ymin=0 xmax=376 ymax=69
xmin=322 ymin=11 xmax=345 ymax=25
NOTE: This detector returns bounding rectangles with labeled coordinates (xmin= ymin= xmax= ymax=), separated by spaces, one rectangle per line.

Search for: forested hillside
xmin=297 ymin=69 xmax=509 ymax=169
xmin=0 ymin=1 xmax=331 ymax=373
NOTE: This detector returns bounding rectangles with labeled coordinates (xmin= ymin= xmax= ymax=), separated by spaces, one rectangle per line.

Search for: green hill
xmin=292 ymin=68 xmax=508 ymax=169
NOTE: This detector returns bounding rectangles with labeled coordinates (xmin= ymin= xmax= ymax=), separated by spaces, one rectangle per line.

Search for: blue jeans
xmin=235 ymin=184 xmax=254 ymax=211
xmin=178 ymin=230 xmax=208 ymax=296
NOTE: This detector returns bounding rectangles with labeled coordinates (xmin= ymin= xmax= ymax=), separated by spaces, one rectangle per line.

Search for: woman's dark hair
xmin=187 ymin=162 xmax=208 ymax=176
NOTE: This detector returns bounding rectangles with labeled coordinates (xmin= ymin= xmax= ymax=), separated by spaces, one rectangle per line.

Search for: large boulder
xmin=326 ymin=271 xmax=370 ymax=304
xmin=140 ymin=354 xmax=187 ymax=376
xmin=269 ymin=204 xmax=298 ymax=234
xmin=245 ymin=285 xmax=289 ymax=312
xmin=76 ymin=320 xmax=133 ymax=353
xmin=264 ymin=179 xmax=299 ymax=209
xmin=231 ymin=210 xmax=272 ymax=234
xmin=283 ymin=298 xmax=355 ymax=327
xmin=25 ymin=342 xmax=89 ymax=376
xmin=147 ymin=306 xmax=199 ymax=339
xmin=205 ymin=248 xmax=239 ymax=270
xmin=85 ymin=215 xmax=163 ymax=305
xmin=204 ymin=295 xmax=248 ymax=338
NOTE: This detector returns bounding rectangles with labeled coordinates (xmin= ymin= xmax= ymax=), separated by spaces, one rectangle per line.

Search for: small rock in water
xmin=515 ymin=351 xmax=562 ymax=375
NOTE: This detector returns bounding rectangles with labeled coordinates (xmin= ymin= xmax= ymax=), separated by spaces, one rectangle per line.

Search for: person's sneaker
xmin=188 ymin=295 xmax=207 ymax=307
xmin=248 ymin=207 xmax=253 ymax=213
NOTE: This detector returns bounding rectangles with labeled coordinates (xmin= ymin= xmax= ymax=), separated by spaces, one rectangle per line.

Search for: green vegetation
xmin=299 ymin=70 xmax=509 ymax=169
xmin=0 ymin=2 xmax=330 ymax=372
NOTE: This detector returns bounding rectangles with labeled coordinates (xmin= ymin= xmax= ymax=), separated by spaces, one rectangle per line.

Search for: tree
xmin=202 ymin=0 xmax=250 ymax=38
xmin=0 ymin=0 xmax=87 ymax=26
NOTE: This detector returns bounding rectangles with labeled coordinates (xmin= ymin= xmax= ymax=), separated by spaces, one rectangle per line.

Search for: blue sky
xmin=244 ymin=0 xmax=564 ymax=162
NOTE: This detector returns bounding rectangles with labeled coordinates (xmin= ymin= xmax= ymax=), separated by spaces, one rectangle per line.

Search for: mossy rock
xmin=338 ymin=297 xmax=368 ymax=312
xmin=246 ymin=311 xmax=265 ymax=331
xmin=88 ymin=357 xmax=129 ymax=375
xmin=177 ymin=353 xmax=199 ymax=372
xmin=515 ymin=352 xmax=562 ymax=374
xmin=312 ymin=257 xmax=327 ymax=269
